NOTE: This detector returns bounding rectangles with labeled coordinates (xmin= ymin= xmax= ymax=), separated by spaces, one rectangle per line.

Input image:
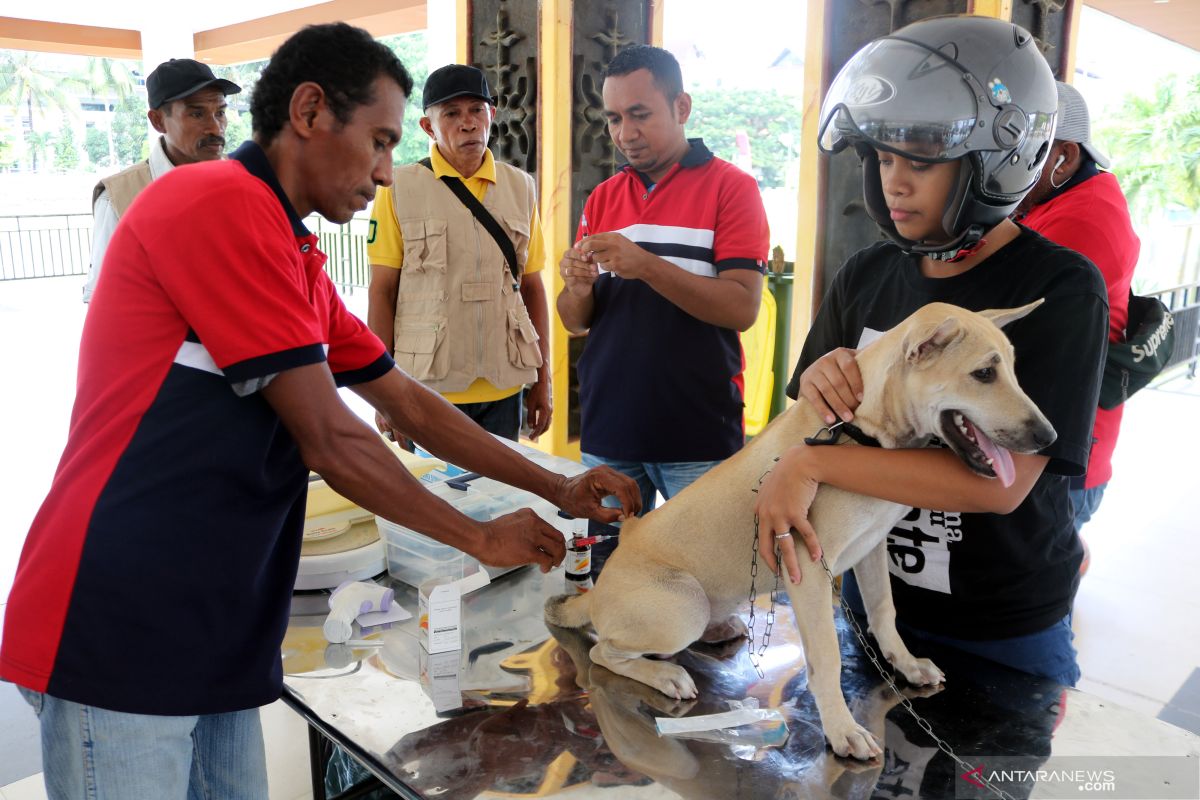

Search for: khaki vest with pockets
xmin=93 ymin=161 xmax=153 ymax=218
xmin=390 ymin=160 xmax=542 ymax=394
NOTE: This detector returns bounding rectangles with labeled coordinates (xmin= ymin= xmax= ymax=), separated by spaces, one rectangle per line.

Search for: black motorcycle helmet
xmin=818 ymin=15 xmax=1057 ymax=260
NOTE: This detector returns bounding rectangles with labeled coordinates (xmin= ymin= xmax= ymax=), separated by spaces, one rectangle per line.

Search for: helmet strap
xmin=944 ymin=237 xmax=988 ymax=263
xmin=912 ymin=223 xmax=988 ymax=262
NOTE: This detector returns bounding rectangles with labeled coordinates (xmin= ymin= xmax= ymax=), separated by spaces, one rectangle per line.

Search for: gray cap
xmin=1054 ymin=81 xmax=1109 ymax=169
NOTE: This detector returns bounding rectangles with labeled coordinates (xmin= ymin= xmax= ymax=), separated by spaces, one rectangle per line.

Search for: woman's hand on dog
xmin=801 ymin=348 xmax=863 ymax=425
xmin=755 ymin=447 xmax=823 ymax=583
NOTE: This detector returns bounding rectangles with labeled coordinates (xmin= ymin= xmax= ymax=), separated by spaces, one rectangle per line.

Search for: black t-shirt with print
xmin=786 ymin=227 xmax=1108 ymax=639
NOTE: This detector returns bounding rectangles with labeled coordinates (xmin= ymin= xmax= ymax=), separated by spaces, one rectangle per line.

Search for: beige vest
xmin=93 ymin=161 xmax=153 ymax=218
xmin=390 ymin=160 xmax=542 ymax=394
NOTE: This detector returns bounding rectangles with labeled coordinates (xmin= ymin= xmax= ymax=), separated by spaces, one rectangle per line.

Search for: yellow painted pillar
xmin=456 ymin=0 xmax=470 ymax=62
xmin=649 ymin=0 xmax=665 ymax=47
xmin=538 ymin=0 xmax=578 ymax=459
xmin=787 ymin=0 xmax=828 ymax=384
xmin=1062 ymin=1 xmax=1083 ymax=83
xmin=968 ymin=0 xmax=1013 ymax=20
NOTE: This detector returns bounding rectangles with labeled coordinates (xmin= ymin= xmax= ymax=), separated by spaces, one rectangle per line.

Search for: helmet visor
xmin=818 ymin=38 xmax=981 ymax=161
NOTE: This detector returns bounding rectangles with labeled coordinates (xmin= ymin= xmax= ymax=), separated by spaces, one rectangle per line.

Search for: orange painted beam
xmin=0 ymin=17 xmax=141 ymax=59
xmin=194 ymin=0 xmax=426 ymax=65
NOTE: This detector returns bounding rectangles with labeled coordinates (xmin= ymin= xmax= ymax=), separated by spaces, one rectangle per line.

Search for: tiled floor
xmin=1 ymin=276 xmax=1197 ymax=798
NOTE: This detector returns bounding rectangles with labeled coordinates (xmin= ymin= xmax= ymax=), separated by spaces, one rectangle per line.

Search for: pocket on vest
xmin=502 ymin=216 xmax=531 ymax=267
xmin=505 ymin=305 xmax=542 ymax=370
xmin=395 ymin=319 xmax=449 ymax=381
xmin=401 ymin=218 xmax=448 ymax=275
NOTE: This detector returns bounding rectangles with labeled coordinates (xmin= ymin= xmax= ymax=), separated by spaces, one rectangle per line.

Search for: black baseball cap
xmin=422 ymin=64 xmax=497 ymax=111
xmin=146 ymin=59 xmax=241 ymax=110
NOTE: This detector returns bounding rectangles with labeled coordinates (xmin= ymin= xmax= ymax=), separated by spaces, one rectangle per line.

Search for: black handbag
xmin=1098 ymin=292 xmax=1175 ymax=410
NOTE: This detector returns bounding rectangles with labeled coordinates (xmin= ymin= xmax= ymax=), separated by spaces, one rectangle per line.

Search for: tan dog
xmin=545 ymin=301 xmax=1055 ymax=760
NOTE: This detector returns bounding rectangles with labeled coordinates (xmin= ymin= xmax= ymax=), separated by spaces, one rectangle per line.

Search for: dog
xmin=545 ymin=301 xmax=1056 ymax=760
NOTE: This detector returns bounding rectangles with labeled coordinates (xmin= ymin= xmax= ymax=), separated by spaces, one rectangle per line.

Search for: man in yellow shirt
xmin=368 ymin=65 xmax=550 ymax=446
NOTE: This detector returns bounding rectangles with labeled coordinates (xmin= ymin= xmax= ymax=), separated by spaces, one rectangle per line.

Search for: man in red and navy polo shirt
xmin=557 ymin=45 xmax=770 ymax=510
xmin=1 ymin=24 xmax=637 ymax=799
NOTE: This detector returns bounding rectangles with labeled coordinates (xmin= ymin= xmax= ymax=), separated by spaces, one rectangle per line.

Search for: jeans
xmin=456 ymin=391 xmax=523 ymax=441
xmin=581 ymin=453 xmax=723 ymax=515
xmin=18 ymin=687 xmax=268 ymax=800
xmin=839 ymin=573 xmax=1082 ymax=687
xmin=1068 ymin=483 xmax=1107 ymax=536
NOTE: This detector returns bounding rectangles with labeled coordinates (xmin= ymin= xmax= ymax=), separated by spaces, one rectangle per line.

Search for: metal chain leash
xmin=747 ymin=512 xmax=781 ymax=679
xmin=749 ymin=458 xmax=1013 ymax=800
xmin=747 ymin=462 xmax=781 ymax=679
xmin=815 ymin=555 xmax=1015 ymax=800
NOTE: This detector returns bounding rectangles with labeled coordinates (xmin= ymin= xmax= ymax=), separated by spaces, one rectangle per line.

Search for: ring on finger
xmin=774 ymin=532 xmax=792 ymax=540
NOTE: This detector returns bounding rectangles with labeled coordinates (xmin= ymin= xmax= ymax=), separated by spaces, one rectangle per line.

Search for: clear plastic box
xmin=379 ymin=487 xmax=501 ymax=586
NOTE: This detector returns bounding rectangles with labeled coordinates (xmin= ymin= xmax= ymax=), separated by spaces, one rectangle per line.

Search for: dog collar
xmin=804 ymin=421 xmax=882 ymax=448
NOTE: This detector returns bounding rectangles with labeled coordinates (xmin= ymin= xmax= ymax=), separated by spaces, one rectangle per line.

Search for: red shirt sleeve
xmin=129 ymin=169 xmax=328 ymax=383
xmin=322 ymin=273 xmax=393 ymax=385
xmin=712 ymin=165 xmax=770 ymax=270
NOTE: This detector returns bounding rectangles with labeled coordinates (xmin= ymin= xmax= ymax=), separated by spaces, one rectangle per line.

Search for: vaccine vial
xmin=565 ymin=518 xmax=592 ymax=593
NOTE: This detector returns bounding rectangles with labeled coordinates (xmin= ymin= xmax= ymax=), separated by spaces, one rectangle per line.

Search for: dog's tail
xmin=544 ymin=592 xmax=592 ymax=628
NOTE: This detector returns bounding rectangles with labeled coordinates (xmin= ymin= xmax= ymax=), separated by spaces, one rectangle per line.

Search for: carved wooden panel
xmin=570 ymin=0 xmax=649 ymax=237
xmin=817 ymin=0 xmax=969 ymax=310
xmin=1012 ymin=0 xmax=1071 ymax=79
xmin=470 ymin=0 xmax=539 ymax=175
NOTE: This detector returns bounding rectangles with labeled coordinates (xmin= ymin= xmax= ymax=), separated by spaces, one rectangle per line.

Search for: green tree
xmin=0 ymin=50 xmax=83 ymax=170
xmin=110 ymin=93 xmax=148 ymax=167
xmin=84 ymin=125 xmax=110 ymax=167
xmin=218 ymin=60 xmax=265 ymax=149
xmin=81 ymin=56 xmax=137 ymax=168
xmin=688 ymin=88 xmax=802 ymax=188
xmin=1096 ymin=74 xmax=1200 ymax=222
xmin=380 ymin=32 xmax=430 ymax=166
xmin=24 ymin=130 xmax=53 ymax=171
xmin=53 ymin=120 xmax=79 ymax=171
xmin=223 ymin=108 xmax=252 ymax=152
xmin=0 ymin=129 xmax=16 ymax=168
xmin=220 ymin=61 xmax=266 ymax=102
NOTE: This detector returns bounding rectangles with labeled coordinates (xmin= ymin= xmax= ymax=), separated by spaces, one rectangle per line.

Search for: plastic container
xmin=379 ymin=486 xmax=501 ymax=587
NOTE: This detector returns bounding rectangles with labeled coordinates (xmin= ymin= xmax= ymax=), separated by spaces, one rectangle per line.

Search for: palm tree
xmin=81 ymin=56 xmax=138 ymax=168
xmin=1097 ymin=75 xmax=1200 ymax=222
xmin=0 ymin=50 xmax=82 ymax=171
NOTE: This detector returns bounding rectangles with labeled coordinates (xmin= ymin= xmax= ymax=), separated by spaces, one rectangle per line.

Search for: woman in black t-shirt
xmin=754 ymin=16 xmax=1107 ymax=685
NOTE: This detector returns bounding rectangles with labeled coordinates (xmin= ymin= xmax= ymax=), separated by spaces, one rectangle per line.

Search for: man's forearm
xmin=353 ymin=370 xmax=564 ymax=501
xmin=640 ymin=257 xmax=760 ymax=330
xmin=800 ymin=445 xmax=1047 ymax=514
xmin=263 ymin=365 xmax=487 ymax=555
xmin=556 ymin=289 xmax=594 ymax=334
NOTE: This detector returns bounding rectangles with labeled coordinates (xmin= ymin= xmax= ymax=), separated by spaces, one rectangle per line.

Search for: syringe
xmin=569 ymin=534 xmax=617 ymax=547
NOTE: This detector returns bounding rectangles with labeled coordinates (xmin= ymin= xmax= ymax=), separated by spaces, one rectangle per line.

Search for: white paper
xmin=356 ymin=603 xmax=412 ymax=628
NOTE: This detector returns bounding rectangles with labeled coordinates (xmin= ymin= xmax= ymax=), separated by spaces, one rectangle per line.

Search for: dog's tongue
xmin=965 ymin=418 xmax=1016 ymax=488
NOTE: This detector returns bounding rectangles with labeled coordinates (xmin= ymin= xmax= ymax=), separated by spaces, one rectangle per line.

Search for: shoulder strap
xmin=418 ymin=157 xmax=519 ymax=289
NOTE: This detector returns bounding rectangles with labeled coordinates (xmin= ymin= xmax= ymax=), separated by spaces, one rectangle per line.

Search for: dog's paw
xmin=826 ymin=720 xmax=883 ymax=761
xmin=895 ymin=656 xmax=944 ymax=687
xmin=647 ymin=662 xmax=698 ymax=701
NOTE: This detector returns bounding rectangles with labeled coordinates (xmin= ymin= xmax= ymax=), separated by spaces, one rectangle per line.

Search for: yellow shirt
xmin=369 ymin=145 xmax=546 ymax=404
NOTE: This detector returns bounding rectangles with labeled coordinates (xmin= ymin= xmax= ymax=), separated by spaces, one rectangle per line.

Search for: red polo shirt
xmin=1 ymin=142 xmax=391 ymax=714
xmin=1022 ymin=171 xmax=1139 ymax=489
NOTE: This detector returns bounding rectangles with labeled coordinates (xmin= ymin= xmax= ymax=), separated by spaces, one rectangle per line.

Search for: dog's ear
xmin=978 ymin=299 xmax=1044 ymax=330
xmin=904 ymin=317 xmax=963 ymax=365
